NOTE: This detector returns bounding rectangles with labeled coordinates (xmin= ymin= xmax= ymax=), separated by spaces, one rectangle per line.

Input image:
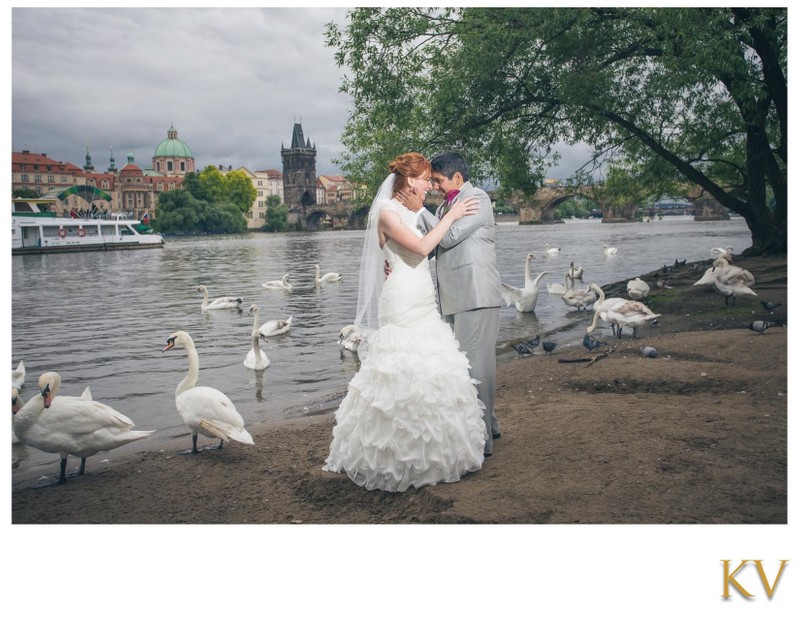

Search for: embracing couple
xmin=323 ymin=151 xmax=503 ymax=492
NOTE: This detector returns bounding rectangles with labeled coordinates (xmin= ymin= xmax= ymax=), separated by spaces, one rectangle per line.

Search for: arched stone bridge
xmin=288 ymin=185 xmax=730 ymax=230
xmin=517 ymin=185 xmax=730 ymax=223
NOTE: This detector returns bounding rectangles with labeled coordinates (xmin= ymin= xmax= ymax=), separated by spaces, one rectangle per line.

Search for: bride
xmin=323 ymin=153 xmax=487 ymax=492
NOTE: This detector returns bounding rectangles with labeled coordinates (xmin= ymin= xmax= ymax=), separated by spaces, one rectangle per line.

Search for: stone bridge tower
xmin=281 ymin=122 xmax=317 ymax=210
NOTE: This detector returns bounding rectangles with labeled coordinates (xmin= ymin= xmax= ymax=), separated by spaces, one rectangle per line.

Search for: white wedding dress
xmin=323 ymin=201 xmax=486 ymax=492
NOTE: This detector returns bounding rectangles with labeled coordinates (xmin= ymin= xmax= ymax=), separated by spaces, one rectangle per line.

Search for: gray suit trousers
xmin=445 ymin=306 xmax=501 ymax=455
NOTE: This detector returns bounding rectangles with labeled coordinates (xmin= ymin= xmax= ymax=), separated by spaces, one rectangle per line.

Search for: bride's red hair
xmin=388 ymin=153 xmax=431 ymax=197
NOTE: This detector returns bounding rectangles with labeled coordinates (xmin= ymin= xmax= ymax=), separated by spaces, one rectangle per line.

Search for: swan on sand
xmin=12 ymin=372 xmax=153 ymax=484
xmin=162 ymin=331 xmax=254 ymax=454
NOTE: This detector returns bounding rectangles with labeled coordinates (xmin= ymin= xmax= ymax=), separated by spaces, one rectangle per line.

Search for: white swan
xmin=339 ymin=324 xmax=366 ymax=353
xmin=244 ymin=305 xmax=270 ymax=370
xmin=262 ymin=274 xmax=293 ymax=290
xmin=586 ymin=297 xmax=660 ymax=339
xmin=196 ymin=284 xmax=243 ymax=310
xmin=500 ymin=253 xmax=549 ymax=312
xmin=12 ymin=372 xmax=154 ymax=484
xmin=314 ymin=264 xmax=342 ymax=285
xmin=566 ymin=261 xmax=584 ymax=280
xmin=11 ymin=361 xmax=25 ymax=390
xmin=162 ymin=330 xmax=254 ymax=454
xmin=562 ymin=285 xmax=597 ymax=311
xmin=711 ymin=246 xmax=734 ymax=257
xmin=626 ymin=277 xmax=650 ymax=301
xmin=588 ymin=283 xmax=628 ymax=336
xmin=711 ymin=257 xmax=757 ymax=306
xmin=547 ymin=271 xmax=571 ymax=295
xmin=12 ymin=387 xmax=22 ymax=443
xmin=544 ymin=243 xmax=561 ymax=255
xmin=693 ymin=267 xmax=716 ymax=287
xmin=603 ymin=244 xmax=618 ymax=256
xmin=258 ymin=314 xmax=292 ymax=337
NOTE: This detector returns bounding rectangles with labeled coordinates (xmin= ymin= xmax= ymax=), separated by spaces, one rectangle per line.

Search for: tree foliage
xmin=326 ymin=7 xmax=786 ymax=254
xmin=262 ymin=195 xmax=289 ymax=232
xmin=156 ymin=188 xmax=247 ymax=235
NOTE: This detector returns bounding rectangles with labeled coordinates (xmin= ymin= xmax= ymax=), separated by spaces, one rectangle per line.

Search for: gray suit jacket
xmin=418 ymin=181 xmax=502 ymax=316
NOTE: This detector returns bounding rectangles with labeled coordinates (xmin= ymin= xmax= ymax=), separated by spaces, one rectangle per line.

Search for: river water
xmin=11 ymin=215 xmax=752 ymax=479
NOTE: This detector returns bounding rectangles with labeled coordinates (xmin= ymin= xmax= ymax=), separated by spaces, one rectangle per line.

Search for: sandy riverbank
xmin=10 ymin=256 xmax=787 ymax=524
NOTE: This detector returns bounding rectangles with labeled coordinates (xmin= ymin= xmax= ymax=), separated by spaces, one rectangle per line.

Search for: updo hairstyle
xmin=388 ymin=152 xmax=431 ymax=198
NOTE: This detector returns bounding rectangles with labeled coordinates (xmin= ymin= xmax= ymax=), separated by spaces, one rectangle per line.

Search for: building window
xmin=102 ymin=181 xmax=109 ymax=189
xmin=167 ymin=161 xmax=173 ymax=171
xmin=21 ymin=174 xmax=28 ymax=183
xmin=34 ymin=174 xmax=42 ymax=183
xmin=157 ymin=183 xmax=163 ymax=191
xmin=61 ymin=176 xmax=68 ymax=183
xmin=156 ymin=163 xmax=161 ymax=172
xmin=180 ymin=162 xmax=185 ymax=172
xmin=48 ymin=175 xmax=55 ymax=183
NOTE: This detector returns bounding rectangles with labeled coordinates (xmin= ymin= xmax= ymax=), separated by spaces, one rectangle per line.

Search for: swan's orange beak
xmin=162 ymin=338 xmax=176 ymax=352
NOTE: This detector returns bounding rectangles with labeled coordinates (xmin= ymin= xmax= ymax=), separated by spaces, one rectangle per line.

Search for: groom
xmin=413 ymin=152 xmax=503 ymax=456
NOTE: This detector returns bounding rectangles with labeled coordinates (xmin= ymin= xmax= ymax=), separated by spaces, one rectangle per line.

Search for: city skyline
xmin=11 ymin=6 xmax=591 ymax=183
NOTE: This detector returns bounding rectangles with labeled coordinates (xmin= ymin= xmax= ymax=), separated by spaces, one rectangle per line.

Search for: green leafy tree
xmin=12 ymin=187 xmax=39 ymax=198
xmin=262 ymin=195 xmax=289 ymax=232
xmin=225 ymin=170 xmax=258 ymax=214
xmin=198 ymin=165 xmax=228 ymax=204
xmin=326 ymin=7 xmax=786 ymax=254
xmin=181 ymin=171 xmax=211 ymax=202
xmin=156 ymin=188 xmax=247 ymax=234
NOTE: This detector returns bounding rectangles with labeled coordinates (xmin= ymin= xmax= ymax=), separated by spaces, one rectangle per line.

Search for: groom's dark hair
xmin=431 ymin=152 xmax=470 ymax=182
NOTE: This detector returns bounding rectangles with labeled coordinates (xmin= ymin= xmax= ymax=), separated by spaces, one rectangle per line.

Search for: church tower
xmin=281 ymin=121 xmax=317 ymax=209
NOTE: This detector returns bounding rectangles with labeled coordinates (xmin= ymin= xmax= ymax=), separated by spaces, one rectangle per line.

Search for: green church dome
xmin=153 ymin=126 xmax=193 ymax=158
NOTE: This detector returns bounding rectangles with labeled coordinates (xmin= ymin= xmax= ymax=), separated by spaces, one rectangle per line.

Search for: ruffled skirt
xmin=323 ymin=308 xmax=486 ymax=492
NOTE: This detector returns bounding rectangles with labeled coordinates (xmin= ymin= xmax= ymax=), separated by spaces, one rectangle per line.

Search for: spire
xmin=84 ymin=145 xmax=94 ymax=171
xmin=108 ymin=146 xmax=117 ymax=173
xmin=291 ymin=123 xmax=305 ymax=149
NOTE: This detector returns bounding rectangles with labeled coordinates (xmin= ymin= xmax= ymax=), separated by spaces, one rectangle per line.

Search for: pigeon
xmin=639 ymin=345 xmax=658 ymax=358
xmin=525 ymin=335 xmax=541 ymax=349
xmin=512 ymin=343 xmax=533 ymax=357
xmin=760 ymin=300 xmax=782 ymax=313
xmin=583 ymin=333 xmax=608 ymax=351
xmin=747 ymin=320 xmax=775 ymax=334
xmin=542 ymin=341 xmax=557 ymax=355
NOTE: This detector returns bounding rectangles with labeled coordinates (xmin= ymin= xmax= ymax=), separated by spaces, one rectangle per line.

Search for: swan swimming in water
xmin=314 ymin=264 xmax=342 ymax=285
xmin=262 ymin=274 xmax=293 ymax=290
xmin=244 ymin=305 xmax=270 ymax=370
xmin=196 ymin=284 xmax=243 ymax=310
xmin=566 ymin=261 xmax=584 ymax=281
xmin=339 ymin=324 xmax=366 ymax=353
xmin=11 ymin=361 xmax=25 ymax=390
xmin=562 ymin=283 xmax=597 ymax=311
xmin=626 ymin=277 xmax=650 ymax=301
xmin=547 ymin=271 xmax=572 ymax=295
xmin=499 ymin=253 xmax=549 ymax=312
xmin=12 ymin=372 xmax=153 ymax=484
xmin=603 ymin=244 xmax=618 ymax=256
xmin=162 ymin=330 xmax=254 ymax=454
xmin=544 ymin=243 xmax=561 ymax=255
xmin=258 ymin=313 xmax=292 ymax=337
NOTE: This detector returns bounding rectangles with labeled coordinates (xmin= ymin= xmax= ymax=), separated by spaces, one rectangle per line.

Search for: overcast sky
xmin=11 ymin=6 xmax=590 ymax=182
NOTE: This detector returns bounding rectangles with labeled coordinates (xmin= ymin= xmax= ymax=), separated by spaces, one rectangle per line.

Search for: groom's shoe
xmin=492 ymin=431 xmax=501 ymax=439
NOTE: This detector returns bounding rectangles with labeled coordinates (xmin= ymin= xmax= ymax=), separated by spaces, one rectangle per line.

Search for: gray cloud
xmin=12 ymin=7 xmax=353 ymax=175
xmin=12 ymin=6 xmax=581 ymax=182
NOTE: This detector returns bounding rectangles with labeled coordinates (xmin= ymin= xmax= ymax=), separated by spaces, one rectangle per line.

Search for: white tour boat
xmin=12 ymin=199 xmax=164 ymax=255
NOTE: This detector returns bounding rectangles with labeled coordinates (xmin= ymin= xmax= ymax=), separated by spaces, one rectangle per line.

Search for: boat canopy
xmin=43 ymin=185 xmax=113 ymax=203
